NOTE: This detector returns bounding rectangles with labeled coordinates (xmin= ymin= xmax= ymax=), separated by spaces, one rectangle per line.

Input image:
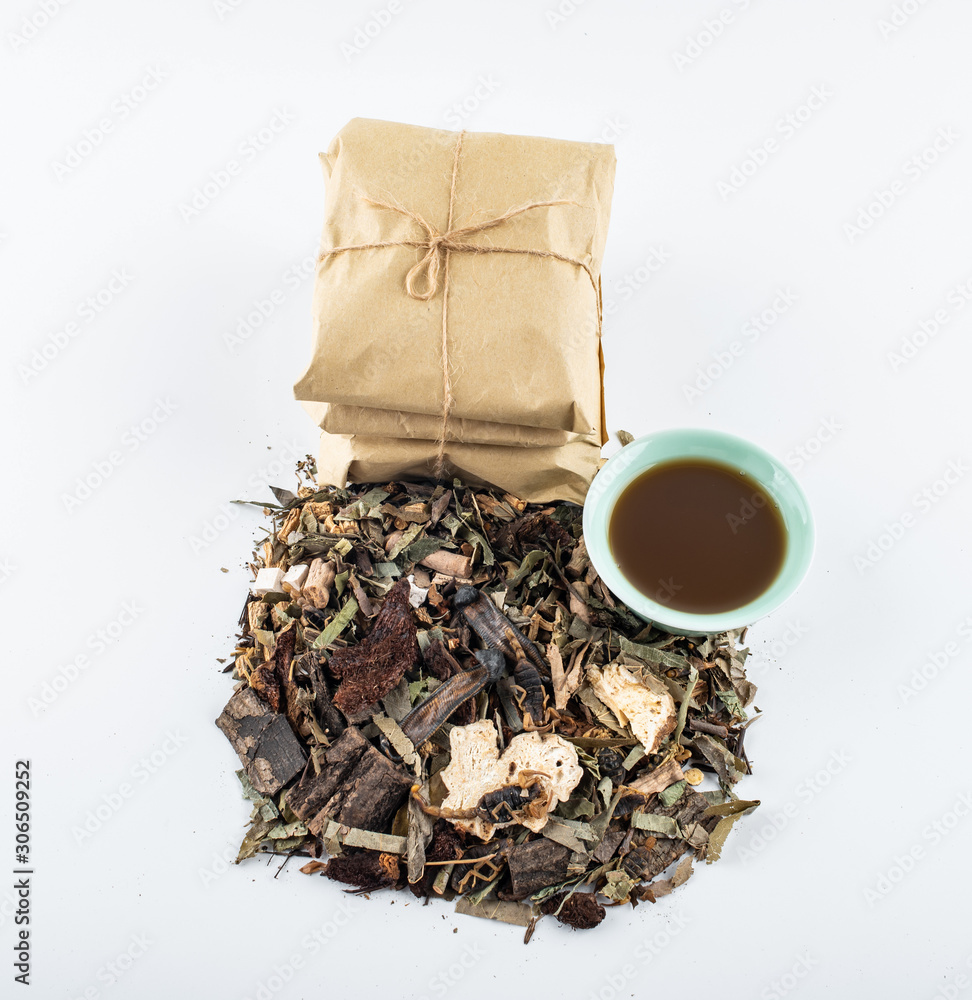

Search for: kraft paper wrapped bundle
xmin=293 ymin=118 xmax=616 ymax=502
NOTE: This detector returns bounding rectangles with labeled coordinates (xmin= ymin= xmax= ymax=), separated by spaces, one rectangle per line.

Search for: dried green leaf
xmin=619 ymin=636 xmax=688 ymax=672
xmin=658 ymin=780 xmax=687 ymax=808
xmin=600 ymin=868 xmax=638 ymax=903
xmin=693 ymin=733 xmax=748 ymax=785
xmin=705 ymin=800 xmax=760 ymax=863
xmin=403 ymin=537 xmax=445 ymax=563
xmin=387 ymin=523 xmax=423 ymax=560
xmin=670 ymin=665 xmax=699 ymax=746
xmin=630 ymin=812 xmax=682 ymax=838
xmin=312 ymin=597 xmax=359 ymax=649
xmin=507 ymin=549 xmax=547 ymax=588
xmin=717 ymin=689 xmax=748 ymax=720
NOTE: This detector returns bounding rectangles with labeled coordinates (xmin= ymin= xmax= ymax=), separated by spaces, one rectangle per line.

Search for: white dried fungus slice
xmin=586 ymin=662 xmax=676 ymax=753
xmin=439 ymin=719 xmax=583 ymax=840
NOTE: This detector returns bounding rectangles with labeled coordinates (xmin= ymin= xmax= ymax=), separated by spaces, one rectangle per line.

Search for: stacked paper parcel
xmin=294 ymin=118 xmax=616 ymax=503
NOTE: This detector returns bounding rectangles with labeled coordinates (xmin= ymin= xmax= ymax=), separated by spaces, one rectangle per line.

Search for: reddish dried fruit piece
xmin=540 ymin=891 xmax=606 ymax=929
xmin=329 ymin=578 xmax=419 ymax=714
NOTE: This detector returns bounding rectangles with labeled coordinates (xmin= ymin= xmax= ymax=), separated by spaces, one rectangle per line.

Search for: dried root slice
xmin=439 ymin=720 xmax=583 ymax=840
xmin=586 ymin=662 xmax=676 ymax=753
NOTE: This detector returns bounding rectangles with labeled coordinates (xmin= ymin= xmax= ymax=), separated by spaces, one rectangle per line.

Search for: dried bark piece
xmin=540 ymin=891 xmax=606 ymax=929
xmin=505 ymin=839 xmax=572 ymax=900
xmin=323 ymin=850 xmax=402 ymax=891
xmin=216 ymin=686 xmax=307 ymax=796
xmin=329 ymin=578 xmax=418 ymax=714
xmin=439 ymin=720 xmax=583 ymax=840
xmin=289 ymin=727 xmax=412 ymax=834
xmin=586 ymin=662 xmax=676 ymax=753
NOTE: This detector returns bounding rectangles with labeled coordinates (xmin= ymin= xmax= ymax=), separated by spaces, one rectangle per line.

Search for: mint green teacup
xmin=582 ymin=429 xmax=814 ymax=635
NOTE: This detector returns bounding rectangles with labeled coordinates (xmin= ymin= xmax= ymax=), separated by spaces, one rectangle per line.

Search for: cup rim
xmin=582 ymin=428 xmax=815 ymax=634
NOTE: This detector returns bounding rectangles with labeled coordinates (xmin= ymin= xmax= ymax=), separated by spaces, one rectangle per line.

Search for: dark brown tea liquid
xmin=608 ymin=458 xmax=788 ymax=614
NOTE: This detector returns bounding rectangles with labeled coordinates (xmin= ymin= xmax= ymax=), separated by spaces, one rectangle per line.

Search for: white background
xmin=3 ymin=1 xmax=971 ymax=998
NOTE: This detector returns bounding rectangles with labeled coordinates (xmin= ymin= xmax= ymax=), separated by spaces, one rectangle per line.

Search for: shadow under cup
xmin=582 ymin=429 xmax=815 ymax=636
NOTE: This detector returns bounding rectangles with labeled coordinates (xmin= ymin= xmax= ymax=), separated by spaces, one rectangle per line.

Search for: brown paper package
xmin=293 ymin=118 xmax=616 ymax=501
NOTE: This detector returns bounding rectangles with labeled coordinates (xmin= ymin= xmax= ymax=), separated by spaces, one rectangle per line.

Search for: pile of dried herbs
xmin=216 ymin=462 xmax=761 ymax=940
